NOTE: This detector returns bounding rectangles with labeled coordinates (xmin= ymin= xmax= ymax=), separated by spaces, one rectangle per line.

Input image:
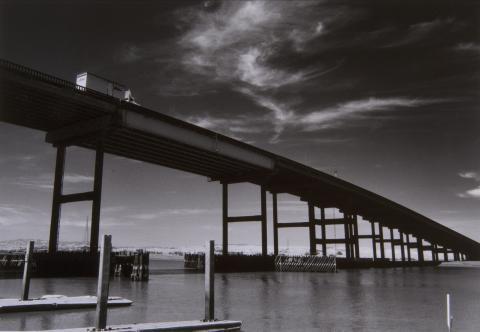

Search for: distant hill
xmin=0 ymin=239 xmax=88 ymax=252
xmin=0 ymin=240 xmax=310 ymax=256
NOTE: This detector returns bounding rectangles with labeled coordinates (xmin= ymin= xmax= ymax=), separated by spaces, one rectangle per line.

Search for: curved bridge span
xmin=1 ymin=59 xmax=479 ymax=262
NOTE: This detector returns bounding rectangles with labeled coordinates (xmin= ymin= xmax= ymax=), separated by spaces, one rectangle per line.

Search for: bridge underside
xmin=1 ymin=59 xmax=479 ymax=262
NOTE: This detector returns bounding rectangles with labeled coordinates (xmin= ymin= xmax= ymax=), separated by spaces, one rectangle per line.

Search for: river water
xmin=0 ymin=258 xmax=479 ymax=331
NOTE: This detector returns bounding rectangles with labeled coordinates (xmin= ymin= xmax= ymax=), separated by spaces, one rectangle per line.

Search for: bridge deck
xmin=1 ymin=59 xmax=479 ymax=259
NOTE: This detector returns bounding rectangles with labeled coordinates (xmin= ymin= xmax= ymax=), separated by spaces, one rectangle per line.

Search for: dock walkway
xmin=3 ymin=320 xmax=242 ymax=332
xmin=0 ymin=295 xmax=132 ymax=313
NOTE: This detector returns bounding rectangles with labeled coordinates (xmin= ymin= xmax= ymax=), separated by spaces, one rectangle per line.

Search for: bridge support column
xmin=343 ymin=213 xmax=351 ymax=259
xmin=390 ymin=228 xmax=396 ymax=262
xmin=370 ymin=221 xmax=377 ymax=260
xmin=379 ymin=224 xmax=385 ymax=259
xmin=400 ymin=232 xmax=405 ymax=262
xmin=260 ymin=186 xmax=267 ymax=256
xmin=90 ymin=141 xmax=104 ymax=254
xmin=430 ymin=243 xmax=435 ymax=262
xmin=320 ymin=207 xmax=327 ymax=256
xmin=417 ymin=238 xmax=424 ymax=262
xmin=308 ymin=202 xmax=317 ymax=256
xmin=48 ymin=141 xmax=104 ymax=254
xmin=406 ymin=234 xmax=411 ymax=261
xmin=353 ymin=215 xmax=360 ymax=259
xmin=222 ymin=183 xmax=228 ymax=255
xmin=222 ymin=183 xmax=267 ymax=256
xmin=348 ymin=217 xmax=354 ymax=258
xmin=48 ymin=146 xmax=66 ymax=254
xmin=272 ymin=193 xmax=278 ymax=256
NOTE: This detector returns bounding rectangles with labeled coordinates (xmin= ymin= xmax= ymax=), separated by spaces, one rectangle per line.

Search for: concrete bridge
xmin=1 ymin=58 xmax=479 ymax=263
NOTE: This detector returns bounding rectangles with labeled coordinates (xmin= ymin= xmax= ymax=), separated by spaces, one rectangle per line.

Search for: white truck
xmin=76 ymin=72 xmax=138 ymax=104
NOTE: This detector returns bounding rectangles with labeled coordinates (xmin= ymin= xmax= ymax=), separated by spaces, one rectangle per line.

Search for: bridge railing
xmin=0 ymin=58 xmax=117 ymax=103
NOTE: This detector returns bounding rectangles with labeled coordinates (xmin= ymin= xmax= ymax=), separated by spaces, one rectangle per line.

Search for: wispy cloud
xmin=129 ymin=208 xmax=217 ymax=221
xmin=298 ymin=97 xmax=450 ymax=131
xmin=64 ymin=174 xmax=94 ymax=184
xmin=186 ymin=114 xmax=263 ymax=143
xmin=179 ymin=1 xmax=335 ymax=142
xmin=0 ymin=204 xmax=46 ymax=226
xmin=455 ymin=42 xmax=480 ymax=53
xmin=458 ymin=171 xmax=480 ymax=199
xmin=15 ymin=173 xmax=93 ymax=191
xmin=386 ymin=17 xmax=456 ymax=47
xmin=458 ymin=187 xmax=480 ymax=199
xmin=459 ymin=171 xmax=479 ymax=180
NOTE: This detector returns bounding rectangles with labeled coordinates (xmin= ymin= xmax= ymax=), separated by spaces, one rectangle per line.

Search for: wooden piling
xmin=95 ymin=234 xmax=111 ymax=330
xmin=21 ymin=241 xmax=34 ymax=301
xmin=205 ymin=240 xmax=215 ymax=322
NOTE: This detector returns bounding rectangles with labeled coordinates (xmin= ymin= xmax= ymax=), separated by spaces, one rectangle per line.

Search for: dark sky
xmin=0 ymin=0 xmax=479 ymax=252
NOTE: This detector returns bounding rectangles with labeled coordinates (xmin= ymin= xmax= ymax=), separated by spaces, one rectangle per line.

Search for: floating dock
xmin=0 ymin=295 xmax=132 ymax=313
xmin=3 ymin=320 xmax=241 ymax=332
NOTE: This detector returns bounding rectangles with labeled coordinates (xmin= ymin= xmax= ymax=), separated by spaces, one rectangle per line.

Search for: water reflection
xmin=0 ymin=262 xmax=479 ymax=332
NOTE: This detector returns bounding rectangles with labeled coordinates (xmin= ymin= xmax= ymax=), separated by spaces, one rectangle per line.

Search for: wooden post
xmin=443 ymin=247 xmax=448 ymax=262
xmin=353 ymin=215 xmax=360 ymax=259
xmin=390 ymin=228 xmax=395 ymax=262
xmin=49 ymin=146 xmax=65 ymax=253
xmin=308 ymin=202 xmax=316 ymax=256
xmin=261 ymin=186 xmax=267 ymax=257
xmin=272 ymin=193 xmax=278 ymax=256
xmin=95 ymin=234 xmax=111 ymax=330
xmin=90 ymin=141 xmax=104 ymax=254
xmin=434 ymin=244 xmax=439 ymax=262
xmin=21 ymin=241 xmax=34 ymax=301
xmin=400 ymin=232 xmax=405 ymax=262
xmin=379 ymin=224 xmax=385 ymax=259
xmin=222 ymin=183 xmax=228 ymax=255
xmin=406 ymin=234 xmax=411 ymax=261
xmin=371 ymin=221 xmax=377 ymax=260
xmin=205 ymin=240 xmax=215 ymax=321
xmin=446 ymin=293 xmax=452 ymax=332
xmin=320 ymin=207 xmax=327 ymax=256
